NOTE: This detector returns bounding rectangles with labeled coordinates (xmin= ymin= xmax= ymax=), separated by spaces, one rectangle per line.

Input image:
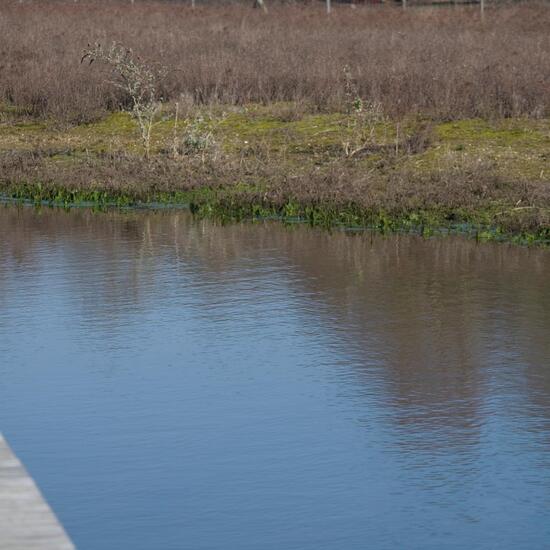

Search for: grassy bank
xmin=1 ymin=105 xmax=549 ymax=244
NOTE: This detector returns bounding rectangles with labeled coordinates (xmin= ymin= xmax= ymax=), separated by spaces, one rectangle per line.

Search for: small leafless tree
xmin=82 ymin=43 xmax=165 ymax=158
xmin=341 ymin=65 xmax=386 ymax=158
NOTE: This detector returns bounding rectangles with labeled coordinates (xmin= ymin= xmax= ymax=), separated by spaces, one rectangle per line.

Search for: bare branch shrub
xmin=341 ymin=65 xmax=387 ymax=158
xmin=82 ymin=43 xmax=165 ymax=157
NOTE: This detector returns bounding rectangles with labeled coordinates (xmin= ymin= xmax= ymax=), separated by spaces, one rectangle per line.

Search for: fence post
xmin=253 ymin=0 xmax=268 ymax=13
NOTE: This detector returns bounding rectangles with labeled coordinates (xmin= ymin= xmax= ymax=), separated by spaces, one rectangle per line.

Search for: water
xmin=1 ymin=204 xmax=549 ymax=550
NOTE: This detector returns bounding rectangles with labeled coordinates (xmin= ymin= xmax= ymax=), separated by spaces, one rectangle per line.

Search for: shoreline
xmin=1 ymin=107 xmax=549 ymax=246
xmin=2 ymin=188 xmax=548 ymax=247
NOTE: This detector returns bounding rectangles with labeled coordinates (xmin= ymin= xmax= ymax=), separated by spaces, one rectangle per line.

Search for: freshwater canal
xmin=1 ymin=205 xmax=549 ymax=549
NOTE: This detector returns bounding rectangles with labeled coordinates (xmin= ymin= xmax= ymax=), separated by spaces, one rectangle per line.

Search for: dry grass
xmin=1 ymin=1 xmax=549 ymax=122
xmin=2 ymin=147 xmax=549 ymax=237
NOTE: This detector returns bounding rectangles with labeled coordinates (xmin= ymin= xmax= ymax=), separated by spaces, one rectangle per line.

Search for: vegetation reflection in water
xmin=0 ymin=205 xmax=549 ymax=550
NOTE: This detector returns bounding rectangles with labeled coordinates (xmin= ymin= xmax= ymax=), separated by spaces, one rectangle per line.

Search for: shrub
xmin=82 ymin=43 xmax=165 ymax=157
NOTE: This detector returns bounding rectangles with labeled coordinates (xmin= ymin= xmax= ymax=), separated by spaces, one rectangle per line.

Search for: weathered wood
xmin=252 ymin=0 xmax=268 ymax=13
xmin=0 ymin=434 xmax=74 ymax=550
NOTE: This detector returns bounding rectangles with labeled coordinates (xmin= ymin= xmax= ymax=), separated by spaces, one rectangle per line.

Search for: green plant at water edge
xmin=341 ymin=65 xmax=386 ymax=158
xmin=82 ymin=43 xmax=165 ymax=158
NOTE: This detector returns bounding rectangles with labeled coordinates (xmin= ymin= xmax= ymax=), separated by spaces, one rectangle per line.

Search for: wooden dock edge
xmin=0 ymin=433 xmax=75 ymax=550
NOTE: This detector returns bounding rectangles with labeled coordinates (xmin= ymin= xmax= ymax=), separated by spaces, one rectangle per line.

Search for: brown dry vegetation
xmin=1 ymin=0 xmax=549 ymax=122
xmin=2 ymin=146 xmax=549 ymax=237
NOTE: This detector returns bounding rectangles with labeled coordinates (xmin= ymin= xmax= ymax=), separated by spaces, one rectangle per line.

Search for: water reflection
xmin=1 ymin=204 xmax=550 ymax=549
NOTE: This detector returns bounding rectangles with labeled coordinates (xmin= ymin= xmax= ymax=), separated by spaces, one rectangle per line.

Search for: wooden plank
xmin=0 ymin=434 xmax=74 ymax=550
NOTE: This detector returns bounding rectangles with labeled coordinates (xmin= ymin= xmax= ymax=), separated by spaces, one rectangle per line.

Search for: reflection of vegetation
xmin=2 ymin=205 xmax=550 ymax=450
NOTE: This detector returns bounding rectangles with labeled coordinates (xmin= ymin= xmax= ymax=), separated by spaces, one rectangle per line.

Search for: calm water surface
xmin=1 ymin=205 xmax=549 ymax=549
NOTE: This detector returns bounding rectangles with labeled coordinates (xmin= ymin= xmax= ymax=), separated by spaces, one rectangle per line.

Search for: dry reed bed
xmin=1 ymin=1 xmax=549 ymax=122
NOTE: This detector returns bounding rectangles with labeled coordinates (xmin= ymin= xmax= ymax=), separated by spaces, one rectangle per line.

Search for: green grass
xmin=3 ymin=105 xmax=547 ymax=175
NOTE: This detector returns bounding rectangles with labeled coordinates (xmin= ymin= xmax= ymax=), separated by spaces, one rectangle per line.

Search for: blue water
xmin=1 ymin=206 xmax=550 ymax=549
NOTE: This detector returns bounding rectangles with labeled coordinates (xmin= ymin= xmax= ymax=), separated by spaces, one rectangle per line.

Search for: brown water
xmin=1 ymin=205 xmax=550 ymax=549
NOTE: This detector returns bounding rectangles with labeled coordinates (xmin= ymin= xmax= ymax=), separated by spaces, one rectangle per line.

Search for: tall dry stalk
xmin=341 ymin=66 xmax=386 ymax=158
